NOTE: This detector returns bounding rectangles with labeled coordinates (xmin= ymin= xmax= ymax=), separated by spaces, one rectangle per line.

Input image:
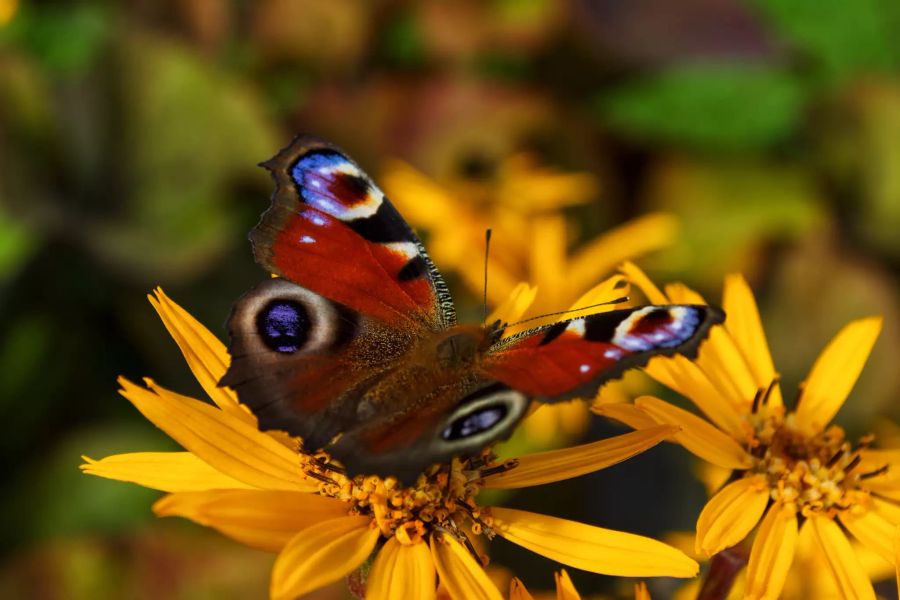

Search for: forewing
xmin=251 ymin=136 xmax=455 ymax=329
xmin=483 ymin=305 xmax=724 ymax=401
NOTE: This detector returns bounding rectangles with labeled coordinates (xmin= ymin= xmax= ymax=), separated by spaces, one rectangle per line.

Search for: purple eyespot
xmin=442 ymin=405 xmax=507 ymax=440
xmin=256 ymin=300 xmax=309 ymax=354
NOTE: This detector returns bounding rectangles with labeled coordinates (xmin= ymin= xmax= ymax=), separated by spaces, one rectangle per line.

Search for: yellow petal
xmin=509 ymin=578 xmax=535 ymax=600
xmin=554 ymin=569 xmax=581 ymax=600
xmin=149 ymin=289 xmax=252 ymax=423
xmin=643 ymin=355 xmax=745 ymax=437
xmin=430 ymin=531 xmax=503 ymax=600
xmin=745 ymin=503 xmax=798 ymax=600
xmin=570 ymin=214 xmax=679 ymax=294
xmin=794 ymin=317 xmax=883 ymax=434
xmin=895 ymin=526 xmax=900 ymax=595
xmin=153 ymin=489 xmax=348 ymax=552
xmin=695 ymin=475 xmax=769 ymax=556
xmin=490 ymin=507 xmax=698 ymax=577
xmin=119 ymin=377 xmax=309 ymax=491
xmin=635 ymin=397 xmax=752 ymax=470
xmin=367 ymin=537 xmax=436 ymax=600
xmin=634 ymin=581 xmax=651 ymax=600
xmin=80 ymin=451 xmax=254 ymax=492
xmin=592 ymin=402 xmax=660 ymax=431
xmin=809 ymin=514 xmax=876 ymax=600
xmin=662 ymin=282 xmax=706 ymax=305
xmin=482 ymin=425 xmax=678 ymax=490
xmin=270 ymin=515 xmax=378 ymax=600
xmin=722 ymin=274 xmax=782 ymax=407
xmin=692 ymin=328 xmax=758 ymax=411
xmin=567 ymin=275 xmax=630 ymax=313
xmin=619 ymin=261 xmax=668 ymax=304
xmin=488 ymin=282 xmax=538 ymax=326
xmin=529 ymin=215 xmax=567 ymax=307
xmin=840 ymin=507 xmax=898 ymax=565
xmin=379 ymin=160 xmax=458 ymax=228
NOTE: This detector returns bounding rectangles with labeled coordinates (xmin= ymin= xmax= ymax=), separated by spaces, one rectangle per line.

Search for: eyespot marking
xmin=257 ymin=300 xmax=310 ymax=354
xmin=442 ymin=404 xmax=508 ymax=440
xmin=613 ymin=306 xmax=702 ymax=351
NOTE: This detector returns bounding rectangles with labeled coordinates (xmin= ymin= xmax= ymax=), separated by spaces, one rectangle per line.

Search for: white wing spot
xmin=579 ymin=364 xmax=591 ymax=374
xmin=566 ymin=319 xmax=586 ymax=337
xmin=384 ymin=241 xmax=419 ymax=260
xmin=299 ymin=235 xmax=316 ymax=244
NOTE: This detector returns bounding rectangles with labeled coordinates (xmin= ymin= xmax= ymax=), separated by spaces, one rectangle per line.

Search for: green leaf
xmin=757 ymin=0 xmax=899 ymax=83
xmin=599 ymin=64 xmax=807 ymax=151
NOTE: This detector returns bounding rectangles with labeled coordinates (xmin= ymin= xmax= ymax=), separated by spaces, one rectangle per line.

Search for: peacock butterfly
xmin=220 ymin=136 xmax=724 ymax=483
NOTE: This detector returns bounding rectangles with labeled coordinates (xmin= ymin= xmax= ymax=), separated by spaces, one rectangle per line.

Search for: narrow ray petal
xmin=873 ymin=498 xmax=900 ymax=525
xmin=530 ymin=215 xmax=567 ymax=305
xmin=565 ymin=275 xmax=630 ymax=321
xmin=509 ymin=578 xmax=535 ymax=600
xmin=80 ymin=452 xmax=254 ymax=492
xmin=619 ymin=261 xmax=668 ymax=304
xmin=634 ymin=582 xmax=651 ymax=600
xmin=840 ymin=507 xmax=897 ymax=565
xmin=367 ymin=537 xmax=436 ymax=600
xmin=430 ymin=531 xmax=503 ymax=600
xmin=150 ymin=289 xmax=252 ymax=423
xmin=635 ymin=397 xmax=752 ymax=470
xmin=722 ymin=274 xmax=782 ymax=406
xmin=693 ymin=328 xmax=758 ymax=411
xmin=482 ymin=426 xmax=677 ymax=489
xmin=154 ymin=489 xmax=348 ymax=552
xmin=662 ymin=282 xmax=705 ymax=305
xmin=643 ymin=356 xmax=745 ymax=436
xmin=270 ymin=515 xmax=378 ymax=600
xmin=570 ymin=214 xmax=678 ymax=294
xmin=488 ymin=282 xmax=538 ymax=325
xmin=592 ymin=402 xmax=660 ymax=430
xmin=490 ymin=507 xmax=698 ymax=577
xmin=119 ymin=377 xmax=308 ymax=490
xmin=695 ymin=476 xmax=769 ymax=556
xmin=554 ymin=570 xmax=581 ymax=600
xmin=809 ymin=515 xmax=876 ymax=600
xmin=795 ymin=317 xmax=883 ymax=434
xmin=745 ymin=503 xmax=797 ymax=600
xmin=895 ymin=526 xmax=900 ymax=596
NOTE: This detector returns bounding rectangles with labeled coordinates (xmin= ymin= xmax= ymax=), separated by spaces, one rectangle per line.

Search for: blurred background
xmin=2 ymin=0 xmax=900 ymax=598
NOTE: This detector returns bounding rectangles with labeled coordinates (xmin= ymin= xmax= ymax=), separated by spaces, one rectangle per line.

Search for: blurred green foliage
xmin=1 ymin=0 xmax=899 ymax=597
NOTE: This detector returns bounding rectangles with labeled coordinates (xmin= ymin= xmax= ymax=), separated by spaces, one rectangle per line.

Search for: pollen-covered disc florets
xmin=744 ymin=406 xmax=884 ymax=517
xmin=299 ymin=449 xmax=502 ymax=546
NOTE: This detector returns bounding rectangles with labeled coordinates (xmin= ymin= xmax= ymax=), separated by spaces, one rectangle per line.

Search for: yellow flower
xmin=510 ymin=568 xmax=652 ymax=600
xmin=82 ymin=289 xmax=699 ymax=599
xmin=380 ymin=155 xmax=678 ymax=315
xmin=596 ymin=262 xmax=898 ymax=600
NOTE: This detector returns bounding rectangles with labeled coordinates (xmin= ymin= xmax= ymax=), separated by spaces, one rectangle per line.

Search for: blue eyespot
xmin=442 ymin=405 xmax=507 ymax=440
xmin=256 ymin=300 xmax=310 ymax=354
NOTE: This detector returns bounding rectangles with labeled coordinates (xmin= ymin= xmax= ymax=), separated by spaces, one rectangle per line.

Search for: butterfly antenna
xmin=482 ymin=228 xmax=492 ymax=326
xmin=505 ymin=296 xmax=630 ymax=328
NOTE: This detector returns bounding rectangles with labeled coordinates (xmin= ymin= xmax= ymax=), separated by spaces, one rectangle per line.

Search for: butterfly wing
xmin=220 ymin=278 xmax=409 ymax=451
xmin=482 ymin=305 xmax=724 ymax=400
xmin=250 ymin=135 xmax=455 ymax=329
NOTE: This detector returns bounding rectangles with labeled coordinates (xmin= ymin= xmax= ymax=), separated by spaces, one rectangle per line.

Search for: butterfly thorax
xmin=349 ymin=325 xmax=492 ymax=422
xmin=432 ymin=324 xmax=493 ymax=370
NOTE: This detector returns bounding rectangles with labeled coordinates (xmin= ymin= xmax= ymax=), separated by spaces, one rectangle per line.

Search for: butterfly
xmin=220 ymin=136 xmax=724 ymax=484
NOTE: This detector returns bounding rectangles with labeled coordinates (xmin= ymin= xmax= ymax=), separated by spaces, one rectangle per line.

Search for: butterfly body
xmin=221 ymin=136 xmax=724 ymax=483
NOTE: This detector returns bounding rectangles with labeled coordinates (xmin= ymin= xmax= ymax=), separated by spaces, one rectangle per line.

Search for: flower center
xmin=744 ymin=411 xmax=883 ymax=516
xmin=298 ymin=449 xmax=500 ymax=545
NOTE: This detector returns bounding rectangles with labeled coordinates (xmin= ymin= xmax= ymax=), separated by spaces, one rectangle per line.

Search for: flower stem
xmin=696 ymin=546 xmax=748 ymax=600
